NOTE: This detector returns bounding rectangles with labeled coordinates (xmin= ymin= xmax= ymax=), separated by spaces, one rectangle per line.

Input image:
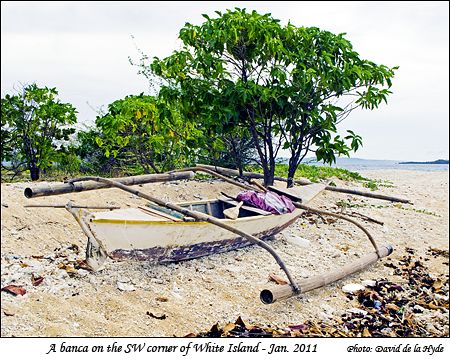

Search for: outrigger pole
xmin=240 ymin=181 xmax=393 ymax=303
xmin=260 ymin=245 xmax=393 ymax=304
xmin=65 ymin=174 xmax=301 ymax=294
xmin=196 ymin=164 xmax=412 ymax=204
xmin=24 ymin=171 xmax=195 ymax=198
xmin=26 ymin=165 xmax=393 ymax=304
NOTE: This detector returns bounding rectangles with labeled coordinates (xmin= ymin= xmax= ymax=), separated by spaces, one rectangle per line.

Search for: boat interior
xmin=145 ymin=197 xmax=272 ymax=220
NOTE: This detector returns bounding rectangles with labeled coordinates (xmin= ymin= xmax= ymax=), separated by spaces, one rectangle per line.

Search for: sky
xmin=1 ymin=1 xmax=449 ymax=161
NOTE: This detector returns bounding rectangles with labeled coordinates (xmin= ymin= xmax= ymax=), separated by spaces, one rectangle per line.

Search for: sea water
xmin=305 ymin=158 xmax=449 ymax=172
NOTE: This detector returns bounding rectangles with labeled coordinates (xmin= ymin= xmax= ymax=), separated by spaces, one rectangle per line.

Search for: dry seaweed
xmin=146 ymin=311 xmax=167 ymax=320
xmin=427 ymin=247 xmax=449 ymax=259
xmin=1 ymin=284 xmax=27 ymax=296
xmin=190 ymin=251 xmax=449 ymax=337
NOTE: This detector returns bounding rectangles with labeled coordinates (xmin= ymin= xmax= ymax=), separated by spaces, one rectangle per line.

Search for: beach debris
xmin=76 ymin=269 xmax=90 ymax=277
xmin=302 ymin=210 xmax=327 ymax=225
xmin=405 ymin=247 xmax=415 ymax=254
xmin=146 ymin=311 xmax=166 ymax=320
xmin=362 ymin=280 xmax=377 ymax=288
xmin=373 ymin=300 xmax=382 ymax=310
xmin=155 ymin=296 xmax=169 ymax=302
xmin=200 ymin=323 xmax=221 ymax=337
xmin=288 ymin=324 xmax=309 ymax=331
xmin=1 ymin=202 xmax=8 ymax=208
xmin=31 ymin=274 xmax=44 ymax=286
xmin=117 ymin=282 xmax=135 ymax=292
xmin=151 ymin=278 xmax=164 ymax=284
xmin=188 ymin=251 xmax=448 ymax=338
xmin=171 ymin=282 xmax=182 ymax=299
xmin=320 ymin=303 xmax=336 ymax=317
xmin=53 ymin=256 xmax=92 ymax=278
xmin=432 ymin=279 xmax=443 ymax=291
xmin=269 ymin=273 xmax=288 ymax=285
xmin=339 ymin=244 xmax=351 ymax=252
xmin=194 ymin=316 xmax=274 ymax=338
xmin=428 ymin=247 xmax=449 ymax=258
xmin=77 ymin=260 xmax=96 ymax=271
xmin=342 ymin=283 xmax=365 ymax=294
xmin=1 ymin=284 xmax=26 ymax=296
xmin=58 ymin=263 xmax=77 ymax=276
xmin=67 ymin=244 xmax=80 ymax=254
xmin=434 ymin=293 xmax=449 ymax=302
xmin=2 ymin=304 xmax=17 ymax=316
xmin=347 ymin=308 xmax=368 ymax=316
xmin=284 ymin=234 xmax=311 ymax=248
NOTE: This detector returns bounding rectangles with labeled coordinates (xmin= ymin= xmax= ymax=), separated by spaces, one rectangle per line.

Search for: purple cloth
xmin=236 ymin=191 xmax=296 ymax=215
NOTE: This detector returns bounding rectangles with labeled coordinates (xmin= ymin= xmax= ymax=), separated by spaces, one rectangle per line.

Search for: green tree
xmin=75 ymin=127 xmax=120 ymax=175
xmin=150 ymin=9 xmax=397 ymax=186
xmin=95 ymin=94 xmax=201 ymax=173
xmin=217 ymin=129 xmax=258 ymax=176
xmin=1 ymin=84 xmax=77 ymax=181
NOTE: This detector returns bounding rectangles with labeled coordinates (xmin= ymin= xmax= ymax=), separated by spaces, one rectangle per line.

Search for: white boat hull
xmin=84 ymin=207 xmax=302 ymax=263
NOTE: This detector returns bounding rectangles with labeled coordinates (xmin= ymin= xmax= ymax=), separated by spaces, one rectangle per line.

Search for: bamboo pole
xmin=325 ymin=186 xmax=411 ymax=203
xmin=269 ymin=186 xmax=381 ymax=257
xmin=295 ymin=202 xmax=381 ymax=256
xmin=197 ymin=164 xmax=411 ymax=204
xmin=66 ymin=176 xmax=300 ymax=293
xmin=196 ymin=164 xmax=312 ymax=185
xmin=23 ymin=171 xmax=195 ymax=198
xmin=24 ymin=204 xmax=120 ymax=210
xmin=171 ymin=166 xmax=259 ymax=192
xmin=250 ymin=179 xmax=269 ymax=192
xmin=260 ymin=245 xmax=393 ymax=304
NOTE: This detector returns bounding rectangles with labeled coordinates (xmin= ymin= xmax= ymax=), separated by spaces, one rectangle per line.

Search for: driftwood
xmin=23 ymin=171 xmax=195 ymax=198
xmin=197 ymin=164 xmax=411 ymax=204
xmin=260 ymin=245 xmax=393 ymax=304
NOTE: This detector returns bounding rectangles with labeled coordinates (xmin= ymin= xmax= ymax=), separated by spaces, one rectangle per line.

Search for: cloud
xmin=1 ymin=1 xmax=448 ymax=160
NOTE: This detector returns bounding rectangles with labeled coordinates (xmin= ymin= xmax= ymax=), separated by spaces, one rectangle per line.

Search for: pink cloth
xmin=236 ymin=191 xmax=295 ymax=215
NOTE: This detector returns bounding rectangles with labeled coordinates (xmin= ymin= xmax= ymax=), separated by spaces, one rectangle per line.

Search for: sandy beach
xmin=1 ymin=169 xmax=448 ymax=337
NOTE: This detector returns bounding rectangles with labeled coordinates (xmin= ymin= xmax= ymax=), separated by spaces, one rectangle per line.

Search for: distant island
xmin=399 ymin=159 xmax=449 ymax=165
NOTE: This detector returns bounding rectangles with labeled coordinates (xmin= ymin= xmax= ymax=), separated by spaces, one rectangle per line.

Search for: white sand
xmin=1 ymin=170 xmax=448 ymax=336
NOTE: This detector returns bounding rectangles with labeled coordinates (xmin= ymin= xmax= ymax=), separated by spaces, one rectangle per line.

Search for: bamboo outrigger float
xmin=24 ymin=171 xmax=195 ymax=198
xmin=24 ymin=165 xmax=400 ymax=304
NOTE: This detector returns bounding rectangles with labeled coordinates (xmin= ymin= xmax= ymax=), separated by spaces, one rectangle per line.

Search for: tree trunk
xmin=264 ymin=156 xmax=276 ymax=187
xmin=30 ymin=166 xmax=40 ymax=181
xmin=237 ymin=163 xmax=243 ymax=177
xmin=264 ymin=171 xmax=275 ymax=187
xmin=287 ymin=159 xmax=297 ymax=188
